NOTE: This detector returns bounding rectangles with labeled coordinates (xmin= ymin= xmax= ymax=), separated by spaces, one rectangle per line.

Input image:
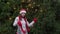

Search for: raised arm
xmin=27 ymin=18 xmax=37 ymax=27
xmin=13 ymin=17 xmax=18 ymax=26
xmin=27 ymin=21 xmax=34 ymax=27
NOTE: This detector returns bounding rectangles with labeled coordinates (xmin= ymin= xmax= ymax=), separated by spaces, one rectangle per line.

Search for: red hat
xmin=20 ymin=9 xmax=26 ymax=14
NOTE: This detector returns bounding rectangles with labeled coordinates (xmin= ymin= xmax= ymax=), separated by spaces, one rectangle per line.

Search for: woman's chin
xmin=21 ymin=15 xmax=25 ymax=17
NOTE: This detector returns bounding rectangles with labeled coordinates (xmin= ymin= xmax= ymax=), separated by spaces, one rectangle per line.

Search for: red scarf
xmin=17 ymin=16 xmax=30 ymax=34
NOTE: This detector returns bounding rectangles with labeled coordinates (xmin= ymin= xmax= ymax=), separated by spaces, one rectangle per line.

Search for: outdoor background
xmin=0 ymin=0 xmax=60 ymax=34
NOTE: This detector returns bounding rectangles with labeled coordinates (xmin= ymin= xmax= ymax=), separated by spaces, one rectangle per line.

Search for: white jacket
xmin=13 ymin=17 xmax=35 ymax=34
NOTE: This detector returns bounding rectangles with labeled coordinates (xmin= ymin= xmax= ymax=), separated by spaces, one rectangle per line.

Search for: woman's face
xmin=21 ymin=13 xmax=25 ymax=17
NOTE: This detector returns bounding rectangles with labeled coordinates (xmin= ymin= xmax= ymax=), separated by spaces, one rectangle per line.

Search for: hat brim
xmin=20 ymin=11 xmax=26 ymax=14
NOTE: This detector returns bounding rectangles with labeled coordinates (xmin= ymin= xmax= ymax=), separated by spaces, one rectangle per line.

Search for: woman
xmin=13 ymin=9 xmax=37 ymax=34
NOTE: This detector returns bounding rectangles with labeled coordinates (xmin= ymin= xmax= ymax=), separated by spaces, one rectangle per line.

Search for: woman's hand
xmin=33 ymin=18 xmax=37 ymax=23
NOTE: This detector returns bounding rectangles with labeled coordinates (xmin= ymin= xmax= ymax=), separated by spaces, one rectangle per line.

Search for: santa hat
xmin=20 ymin=9 xmax=26 ymax=14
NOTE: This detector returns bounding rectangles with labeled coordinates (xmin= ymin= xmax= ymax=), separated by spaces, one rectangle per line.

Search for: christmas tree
xmin=0 ymin=0 xmax=60 ymax=34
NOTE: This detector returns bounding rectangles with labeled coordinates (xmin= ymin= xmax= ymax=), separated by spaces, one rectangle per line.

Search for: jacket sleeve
xmin=27 ymin=21 xmax=35 ymax=27
xmin=13 ymin=17 xmax=18 ymax=26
